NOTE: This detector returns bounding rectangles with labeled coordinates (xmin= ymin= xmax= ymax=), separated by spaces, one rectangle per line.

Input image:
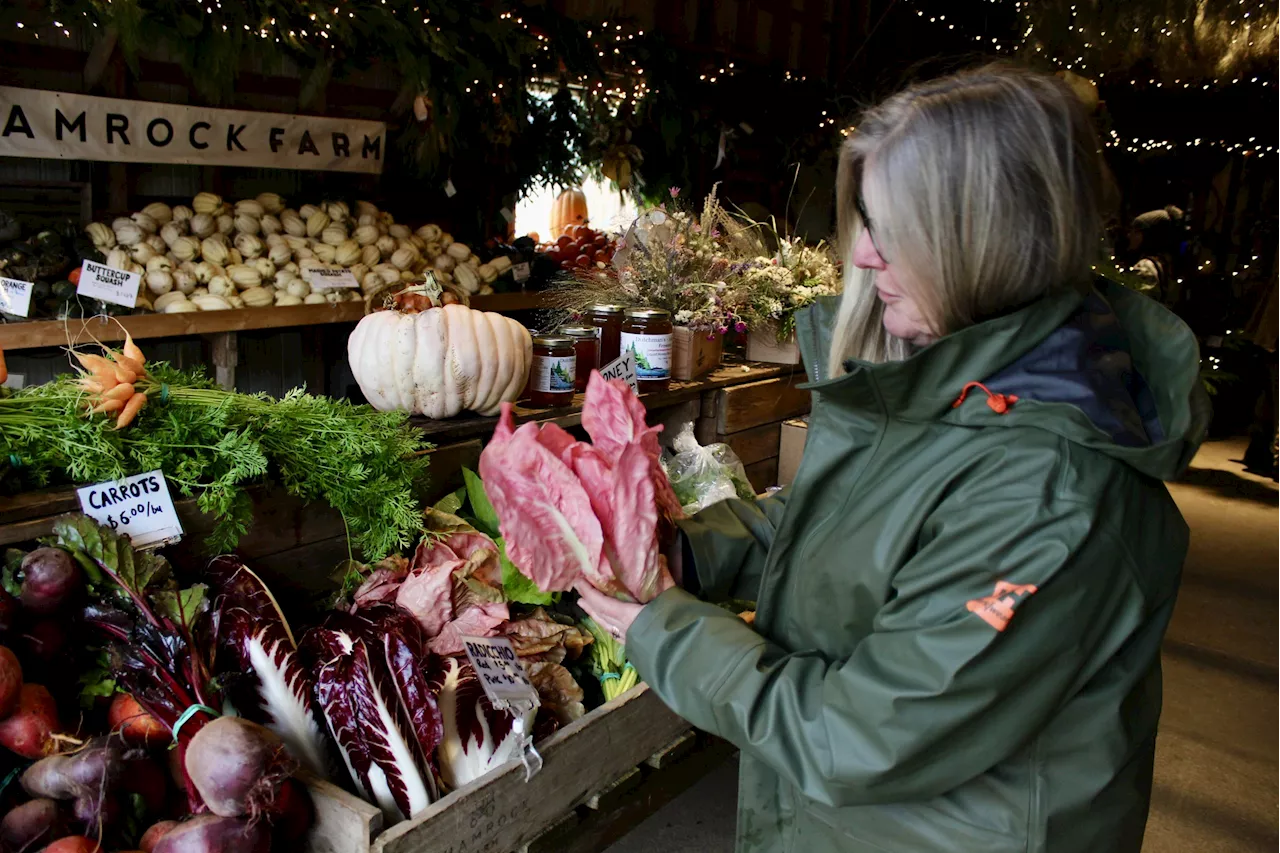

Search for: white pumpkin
xmin=347 ymin=304 xmax=532 ymax=418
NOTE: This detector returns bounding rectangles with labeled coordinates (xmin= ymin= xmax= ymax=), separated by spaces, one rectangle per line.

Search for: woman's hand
xmin=576 ymin=583 xmax=647 ymax=642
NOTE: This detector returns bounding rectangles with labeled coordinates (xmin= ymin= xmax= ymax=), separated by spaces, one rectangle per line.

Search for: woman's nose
xmin=851 ymin=227 xmax=886 ymax=270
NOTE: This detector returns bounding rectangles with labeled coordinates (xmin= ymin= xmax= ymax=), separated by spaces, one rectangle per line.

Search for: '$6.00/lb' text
xmin=103 ymin=501 xmax=167 ymax=531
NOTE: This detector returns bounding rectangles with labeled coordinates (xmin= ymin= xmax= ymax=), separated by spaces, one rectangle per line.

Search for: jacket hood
xmin=795 ymin=277 xmax=1211 ymax=481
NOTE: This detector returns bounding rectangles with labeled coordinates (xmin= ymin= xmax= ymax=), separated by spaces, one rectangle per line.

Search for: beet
xmin=20 ymin=549 xmax=81 ymax=615
xmin=151 ymin=815 xmax=269 ymax=853
xmin=21 ymin=741 xmax=123 ymax=801
xmin=268 ymin=777 xmax=314 ymax=846
xmin=37 ymin=836 xmax=101 ymax=853
xmin=70 ymin=792 xmax=120 ymax=837
xmin=0 ymin=645 xmax=23 ymax=718
xmin=183 ymin=718 xmax=296 ymax=820
xmin=0 ymin=797 xmax=66 ymax=850
xmin=108 ymin=694 xmax=169 ymax=748
xmin=22 ymin=620 xmax=68 ymax=665
xmin=0 ymin=684 xmax=60 ymax=758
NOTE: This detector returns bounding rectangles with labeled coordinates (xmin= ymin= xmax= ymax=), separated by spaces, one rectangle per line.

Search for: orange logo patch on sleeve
xmin=965 ymin=581 xmax=1039 ymax=632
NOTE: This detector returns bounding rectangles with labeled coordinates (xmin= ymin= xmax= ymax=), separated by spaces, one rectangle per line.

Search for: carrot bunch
xmin=72 ymin=333 xmax=149 ymax=430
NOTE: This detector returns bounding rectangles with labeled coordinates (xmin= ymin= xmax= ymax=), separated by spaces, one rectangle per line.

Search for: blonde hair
xmin=828 ymin=64 xmax=1107 ymax=374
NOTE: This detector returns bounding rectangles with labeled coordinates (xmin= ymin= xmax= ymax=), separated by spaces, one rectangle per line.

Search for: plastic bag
xmin=662 ymin=423 xmax=757 ymax=515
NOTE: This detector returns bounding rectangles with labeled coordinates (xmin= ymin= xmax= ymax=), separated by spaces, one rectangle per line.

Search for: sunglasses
xmin=854 ymin=192 xmax=888 ymax=262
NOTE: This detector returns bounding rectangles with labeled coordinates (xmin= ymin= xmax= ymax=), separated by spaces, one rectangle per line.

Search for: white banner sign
xmin=0 ymin=86 xmax=387 ymax=175
xmin=0 ymin=277 xmax=33 ymax=317
xmin=77 ymin=260 xmax=140 ymax=308
xmin=77 ymin=470 xmax=184 ymax=548
xmin=304 ymin=267 xmax=360 ymax=291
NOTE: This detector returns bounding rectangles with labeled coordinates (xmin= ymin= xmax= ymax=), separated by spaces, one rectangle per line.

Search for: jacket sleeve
xmin=675 ymin=489 xmax=789 ymax=602
xmin=627 ymin=497 xmax=1151 ymax=808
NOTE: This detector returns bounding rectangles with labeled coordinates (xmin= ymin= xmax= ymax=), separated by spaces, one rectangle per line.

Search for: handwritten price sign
xmin=462 ymin=636 xmax=539 ymax=708
xmin=77 ymin=260 xmax=140 ymax=308
xmin=598 ymin=350 xmax=638 ymax=393
xmin=77 ymin=470 xmax=183 ymax=548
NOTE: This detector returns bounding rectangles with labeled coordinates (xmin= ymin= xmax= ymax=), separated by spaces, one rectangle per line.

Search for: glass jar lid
xmin=624 ymin=308 xmax=671 ymax=321
xmin=558 ymin=325 xmax=598 ymax=339
xmin=533 ymin=334 xmax=574 ymax=348
xmin=587 ymin=303 xmax=625 ymax=315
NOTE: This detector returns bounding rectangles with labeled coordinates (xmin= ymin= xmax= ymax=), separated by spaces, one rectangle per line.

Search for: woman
xmin=579 ymin=65 xmax=1210 ymax=853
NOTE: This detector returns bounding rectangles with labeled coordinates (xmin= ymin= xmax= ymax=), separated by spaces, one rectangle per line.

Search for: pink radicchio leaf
xmin=479 ymin=421 xmax=605 ymax=594
xmin=395 ymin=553 xmax=458 ymax=638
xmin=581 ymin=371 xmax=652 ymax=462
xmin=607 ymin=443 xmax=671 ymax=602
xmin=302 ymin=612 xmax=434 ymax=824
xmin=428 ymin=600 xmax=510 ymax=656
xmin=353 ymin=561 xmax=410 ymax=609
xmin=206 ymin=556 xmax=334 ymax=779
xmin=428 ymin=655 xmax=532 ymax=790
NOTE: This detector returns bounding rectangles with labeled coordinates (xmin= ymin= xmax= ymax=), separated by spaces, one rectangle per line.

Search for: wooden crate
xmin=671 ymin=326 xmax=724 ymax=381
xmin=744 ymin=324 xmax=801 ymax=366
xmin=693 ymin=372 xmax=810 ymax=493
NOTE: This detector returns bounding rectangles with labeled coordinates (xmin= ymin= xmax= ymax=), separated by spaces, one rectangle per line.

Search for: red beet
xmin=108 ymin=694 xmax=169 ymax=748
xmin=22 ymin=620 xmax=68 ymax=665
xmin=0 ymin=684 xmax=60 ymax=758
xmin=37 ymin=836 xmax=101 ymax=853
xmin=183 ymin=718 xmax=296 ymax=820
xmin=122 ymin=757 xmax=170 ymax=815
xmin=0 ymin=797 xmax=66 ymax=850
xmin=20 ymin=548 xmax=81 ymax=615
xmin=0 ymin=645 xmax=23 ymax=717
xmin=152 ymin=815 xmax=269 ymax=853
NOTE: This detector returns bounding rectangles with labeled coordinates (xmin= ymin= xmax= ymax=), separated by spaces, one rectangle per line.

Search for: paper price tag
xmin=511 ymin=262 xmax=531 ymax=283
xmin=77 ymin=260 xmax=140 ymax=309
xmin=462 ymin=636 xmax=539 ymax=709
xmin=0 ymin=277 xmax=34 ymax=317
xmin=304 ymin=268 xmax=360 ymax=291
xmin=77 ymin=470 xmax=183 ymax=548
xmin=598 ymin=350 xmax=639 ymax=393
xmin=444 ymin=179 xmax=457 ymax=198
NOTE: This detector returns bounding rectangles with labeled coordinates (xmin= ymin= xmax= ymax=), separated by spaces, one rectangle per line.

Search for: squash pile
xmin=83 ymin=194 xmax=514 ymax=314
xmin=347 ymin=293 xmax=532 ymax=419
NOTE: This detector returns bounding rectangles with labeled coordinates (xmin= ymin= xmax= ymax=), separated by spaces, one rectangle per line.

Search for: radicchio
xmin=207 ymin=556 xmax=333 ymax=779
xmin=300 ymin=609 xmax=440 ymax=824
xmin=429 ymin=655 xmax=533 ymax=790
xmin=390 ymin=521 xmax=510 ymax=655
xmin=479 ymin=372 xmax=679 ymax=602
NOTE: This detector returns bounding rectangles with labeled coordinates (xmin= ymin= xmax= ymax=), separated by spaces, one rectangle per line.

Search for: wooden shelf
xmin=408 ymin=360 xmax=805 ymax=444
xmin=0 ymin=291 xmax=550 ymax=352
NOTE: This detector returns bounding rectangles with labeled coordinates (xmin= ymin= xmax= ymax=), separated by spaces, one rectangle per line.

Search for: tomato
xmin=68 ymin=267 xmax=82 ymax=285
xmin=592 ymin=235 xmax=608 ymax=248
xmin=574 ymin=254 xmax=592 ymax=269
xmin=556 ymin=235 xmax=573 ymax=249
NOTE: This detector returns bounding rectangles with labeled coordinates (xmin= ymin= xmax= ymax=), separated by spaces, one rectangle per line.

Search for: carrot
xmin=101 ymin=383 xmax=135 ymax=403
xmin=111 ymin=362 xmax=137 ymax=385
xmin=71 ymin=351 xmax=114 ymax=377
xmin=89 ymin=398 xmax=124 ymax=415
xmin=115 ymin=392 xmax=146 ymax=429
xmin=0 ymin=348 xmax=6 ymax=385
xmin=115 ymin=354 xmax=146 ymax=376
xmin=123 ymin=332 xmax=145 ymax=367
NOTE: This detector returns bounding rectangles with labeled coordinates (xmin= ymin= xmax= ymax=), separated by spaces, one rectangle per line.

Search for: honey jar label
xmin=535 ymin=355 xmax=577 ymax=392
xmin=621 ymin=332 xmax=672 ymax=380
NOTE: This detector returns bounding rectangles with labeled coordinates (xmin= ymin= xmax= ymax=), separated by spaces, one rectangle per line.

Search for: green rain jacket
xmin=626 ymin=279 xmax=1210 ymax=853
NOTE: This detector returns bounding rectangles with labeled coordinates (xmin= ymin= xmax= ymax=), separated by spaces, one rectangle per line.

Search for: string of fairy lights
xmin=898 ymin=0 xmax=1277 ymax=156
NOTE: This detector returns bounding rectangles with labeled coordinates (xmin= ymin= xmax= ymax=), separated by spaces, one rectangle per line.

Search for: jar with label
xmin=558 ymin=325 xmax=600 ymax=392
xmin=621 ymin=308 xmax=673 ymax=392
xmin=585 ymin=304 xmax=625 ymax=365
xmin=530 ymin=335 xmax=577 ymax=407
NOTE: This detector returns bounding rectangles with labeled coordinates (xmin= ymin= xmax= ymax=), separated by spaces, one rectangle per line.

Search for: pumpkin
xmin=348 ymin=301 xmax=532 ymax=418
xmin=550 ymin=188 xmax=588 ymax=236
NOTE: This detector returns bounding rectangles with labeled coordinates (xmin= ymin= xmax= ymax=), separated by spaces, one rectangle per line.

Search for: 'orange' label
xmin=965 ymin=580 xmax=1039 ymax=632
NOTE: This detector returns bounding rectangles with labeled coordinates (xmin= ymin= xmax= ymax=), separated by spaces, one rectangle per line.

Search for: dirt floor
xmin=605 ymin=438 xmax=1279 ymax=853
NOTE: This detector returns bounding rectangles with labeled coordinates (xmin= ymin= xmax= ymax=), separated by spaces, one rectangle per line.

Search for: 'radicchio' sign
xmin=0 ymin=86 xmax=386 ymax=174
